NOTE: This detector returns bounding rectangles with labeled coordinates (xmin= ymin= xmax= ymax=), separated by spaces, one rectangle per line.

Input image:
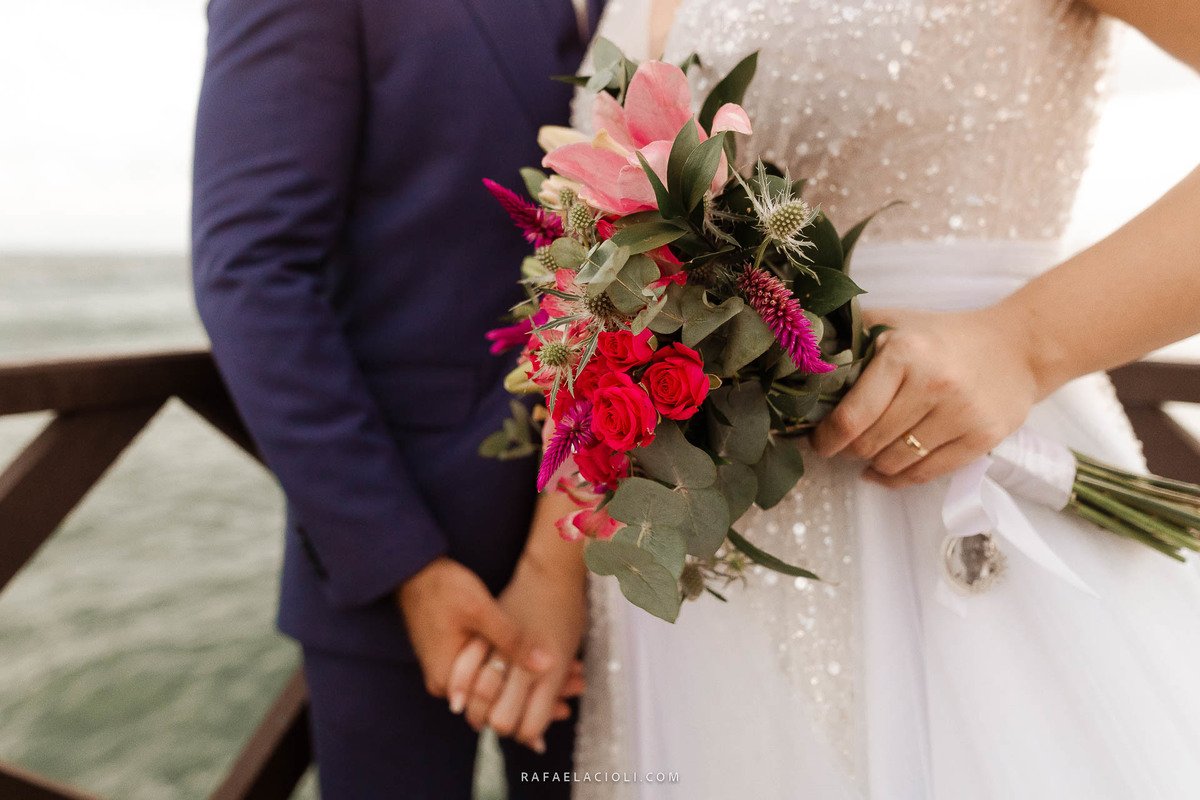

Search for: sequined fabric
xmin=664 ymin=0 xmax=1111 ymax=243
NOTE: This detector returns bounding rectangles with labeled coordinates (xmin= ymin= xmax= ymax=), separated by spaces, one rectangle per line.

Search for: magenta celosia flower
xmin=485 ymin=318 xmax=532 ymax=355
xmin=482 ymin=178 xmax=564 ymax=247
xmin=537 ymin=401 xmax=597 ymax=491
xmin=485 ymin=310 xmax=548 ymax=355
xmin=540 ymin=61 xmax=753 ymax=215
xmin=737 ymin=267 xmax=836 ymax=374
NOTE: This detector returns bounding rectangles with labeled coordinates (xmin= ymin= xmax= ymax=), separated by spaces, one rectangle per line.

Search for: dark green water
xmin=0 ymin=255 xmax=504 ymax=799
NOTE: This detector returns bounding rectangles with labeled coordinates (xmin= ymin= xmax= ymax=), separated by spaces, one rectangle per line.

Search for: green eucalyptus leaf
xmin=679 ymin=287 xmax=744 ymax=347
xmin=520 ymin=167 xmax=548 ymax=199
xmin=806 ymin=212 xmax=844 ymax=271
xmin=727 ymin=530 xmax=820 ymax=580
xmin=647 ymin=281 xmax=687 ymax=335
xmin=701 ymin=307 xmax=775 ymax=375
xmin=607 ymin=477 xmax=690 ymax=531
xmin=580 ymin=241 xmax=631 ymax=290
xmin=716 ymin=461 xmax=758 ymax=522
xmin=677 ymin=486 xmax=732 ymax=557
xmin=549 ymin=237 xmax=589 ymax=272
xmin=792 ymin=266 xmax=865 ymax=316
xmin=604 ymin=254 xmax=660 ymax=314
xmin=631 ymin=289 xmax=670 ymax=334
xmin=585 ymin=538 xmax=682 ymax=622
xmin=633 ymin=422 xmax=717 ymax=489
xmin=698 ymin=51 xmax=759 ymax=132
xmin=768 ymin=387 xmax=822 ymax=420
xmin=707 ymin=382 xmax=770 ymax=464
xmin=610 ymin=220 xmax=688 ymax=254
xmin=752 ymin=437 xmax=806 ymax=509
xmin=612 ymin=524 xmax=686 ymax=580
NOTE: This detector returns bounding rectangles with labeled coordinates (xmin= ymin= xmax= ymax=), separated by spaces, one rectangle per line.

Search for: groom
xmin=192 ymin=0 xmax=601 ymax=797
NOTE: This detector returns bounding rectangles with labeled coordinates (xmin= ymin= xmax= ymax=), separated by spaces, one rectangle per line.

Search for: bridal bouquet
xmin=481 ymin=41 xmax=1200 ymax=622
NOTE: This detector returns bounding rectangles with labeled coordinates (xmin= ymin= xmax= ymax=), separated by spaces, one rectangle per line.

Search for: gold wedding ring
xmin=486 ymin=657 xmax=508 ymax=675
xmin=903 ymin=433 xmax=930 ymax=458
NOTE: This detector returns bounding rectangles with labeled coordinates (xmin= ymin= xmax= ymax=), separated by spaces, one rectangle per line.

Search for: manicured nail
xmin=449 ymin=693 xmax=465 ymax=714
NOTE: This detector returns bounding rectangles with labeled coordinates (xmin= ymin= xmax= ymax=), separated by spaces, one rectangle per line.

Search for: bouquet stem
xmin=1067 ymin=453 xmax=1200 ymax=562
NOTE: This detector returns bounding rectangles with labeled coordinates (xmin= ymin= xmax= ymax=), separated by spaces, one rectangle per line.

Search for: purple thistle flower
xmin=537 ymin=401 xmax=596 ymax=492
xmin=737 ymin=267 xmax=836 ymax=375
xmin=483 ymin=178 xmax=564 ymax=248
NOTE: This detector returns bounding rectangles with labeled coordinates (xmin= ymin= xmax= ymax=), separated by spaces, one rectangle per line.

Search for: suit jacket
xmin=192 ymin=0 xmax=601 ymax=660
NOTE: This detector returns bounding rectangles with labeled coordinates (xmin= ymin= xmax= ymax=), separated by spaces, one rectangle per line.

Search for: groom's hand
xmin=397 ymin=557 xmax=552 ymax=704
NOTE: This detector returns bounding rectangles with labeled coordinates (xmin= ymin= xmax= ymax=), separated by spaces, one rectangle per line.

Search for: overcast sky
xmin=0 ymin=3 xmax=1196 ymax=255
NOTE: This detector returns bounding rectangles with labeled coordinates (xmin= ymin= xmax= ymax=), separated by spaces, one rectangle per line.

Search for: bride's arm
xmin=1084 ymin=0 xmax=1200 ymax=71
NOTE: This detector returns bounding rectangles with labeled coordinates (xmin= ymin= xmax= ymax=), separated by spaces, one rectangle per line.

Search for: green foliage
xmin=805 ymin=212 xmax=845 ymax=270
xmin=676 ymin=486 xmax=731 ymax=557
xmin=727 ymin=530 xmax=820 ymax=580
xmin=549 ymin=237 xmax=589 ymax=272
xmin=478 ymin=400 xmax=538 ymax=461
xmin=609 ymin=220 xmax=688 ymax=253
xmin=520 ymin=167 xmax=547 ymax=199
xmin=603 ymin=255 xmax=660 ymax=315
xmin=707 ymin=382 xmax=770 ymax=464
xmin=698 ymin=51 xmax=759 ymax=133
xmin=633 ymin=422 xmax=717 ymax=489
xmin=585 ymin=538 xmax=682 ymax=622
xmin=791 ymin=267 xmax=865 ymax=316
xmin=752 ymin=437 xmax=807 ymax=509
xmin=841 ymin=200 xmax=903 ymax=269
xmin=716 ymin=462 xmax=758 ymax=521
xmin=700 ymin=307 xmax=776 ymax=375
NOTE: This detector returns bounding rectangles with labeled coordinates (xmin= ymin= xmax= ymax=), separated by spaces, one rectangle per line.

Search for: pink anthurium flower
xmin=542 ymin=61 xmax=752 ymax=215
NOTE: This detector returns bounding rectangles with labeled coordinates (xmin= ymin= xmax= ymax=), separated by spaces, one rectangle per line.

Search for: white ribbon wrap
xmin=938 ymin=425 xmax=1095 ymax=613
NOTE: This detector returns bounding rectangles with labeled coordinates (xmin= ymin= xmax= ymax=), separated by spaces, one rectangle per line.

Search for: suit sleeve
xmin=192 ymin=0 xmax=448 ymax=608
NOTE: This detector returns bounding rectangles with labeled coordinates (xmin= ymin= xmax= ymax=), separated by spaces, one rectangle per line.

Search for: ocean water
xmin=0 ymin=255 xmax=316 ymax=798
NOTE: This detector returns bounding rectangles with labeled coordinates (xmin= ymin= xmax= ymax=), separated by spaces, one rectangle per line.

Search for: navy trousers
xmin=303 ymin=648 xmax=576 ymax=799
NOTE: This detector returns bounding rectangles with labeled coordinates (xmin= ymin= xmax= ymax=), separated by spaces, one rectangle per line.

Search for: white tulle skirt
xmin=572 ymin=241 xmax=1200 ymax=800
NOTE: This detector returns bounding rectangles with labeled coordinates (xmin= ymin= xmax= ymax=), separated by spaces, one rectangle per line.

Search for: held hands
xmin=812 ymin=306 xmax=1042 ymax=487
xmin=396 ymin=556 xmax=557 ymax=707
xmin=447 ymin=551 xmax=588 ymax=753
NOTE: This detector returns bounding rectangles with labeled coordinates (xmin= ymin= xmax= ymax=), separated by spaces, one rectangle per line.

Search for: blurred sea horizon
xmin=0 ymin=3 xmax=1198 ymax=799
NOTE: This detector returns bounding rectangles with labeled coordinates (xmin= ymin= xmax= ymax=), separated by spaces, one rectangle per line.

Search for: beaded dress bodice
xmin=660 ymin=0 xmax=1110 ymax=242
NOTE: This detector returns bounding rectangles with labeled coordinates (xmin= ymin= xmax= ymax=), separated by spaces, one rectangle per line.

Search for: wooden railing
xmin=0 ymin=352 xmax=1197 ymax=799
xmin=0 ymin=351 xmax=310 ymax=800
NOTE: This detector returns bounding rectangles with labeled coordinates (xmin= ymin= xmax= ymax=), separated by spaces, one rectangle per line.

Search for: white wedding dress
xmin=571 ymin=2 xmax=1200 ymax=798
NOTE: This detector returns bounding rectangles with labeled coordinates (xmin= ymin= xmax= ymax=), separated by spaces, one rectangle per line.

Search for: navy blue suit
xmin=192 ymin=0 xmax=600 ymax=796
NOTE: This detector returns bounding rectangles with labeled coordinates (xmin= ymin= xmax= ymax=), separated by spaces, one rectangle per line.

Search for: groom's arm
xmin=192 ymin=0 xmax=446 ymax=608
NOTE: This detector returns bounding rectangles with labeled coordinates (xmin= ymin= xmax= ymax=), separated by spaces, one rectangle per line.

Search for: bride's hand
xmin=446 ymin=550 xmax=588 ymax=752
xmin=811 ymin=306 xmax=1040 ymax=487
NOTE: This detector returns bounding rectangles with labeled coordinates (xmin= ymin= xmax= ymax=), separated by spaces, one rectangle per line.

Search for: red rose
xmin=550 ymin=357 xmax=609 ymax=421
xmin=641 ymin=343 xmax=710 ymax=421
xmin=590 ymin=372 xmax=658 ymax=451
xmin=597 ymin=329 xmax=655 ymax=371
xmin=575 ymin=442 xmax=631 ymax=491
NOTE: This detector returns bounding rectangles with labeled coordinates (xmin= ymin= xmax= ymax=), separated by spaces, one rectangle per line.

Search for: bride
xmin=453 ymin=0 xmax=1200 ymax=796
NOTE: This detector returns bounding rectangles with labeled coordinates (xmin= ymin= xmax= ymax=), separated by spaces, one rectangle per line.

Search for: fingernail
xmin=532 ymin=738 xmax=546 ymax=755
xmin=449 ymin=693 xmax=465 ymax=714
